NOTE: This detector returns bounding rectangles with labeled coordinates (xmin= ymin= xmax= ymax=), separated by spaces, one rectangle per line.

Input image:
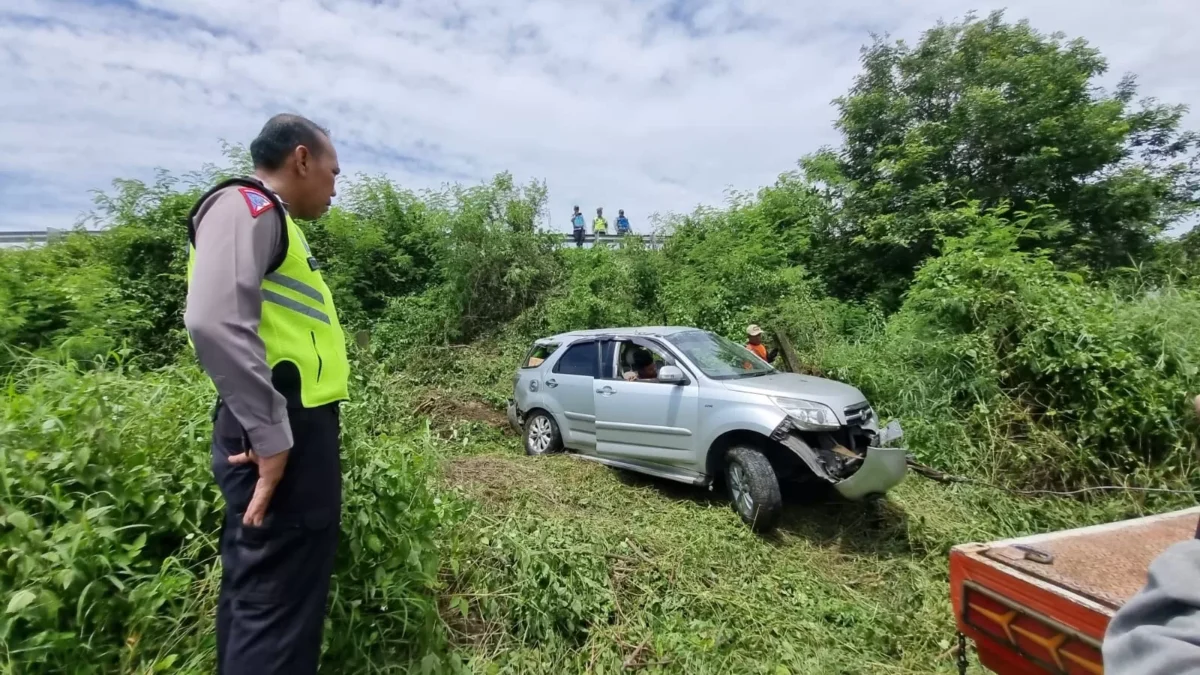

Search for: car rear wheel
xmin=524 ymin=411 xmax=562 ymax=456
xmin=725 ymin=446 xmax=782 ymax=532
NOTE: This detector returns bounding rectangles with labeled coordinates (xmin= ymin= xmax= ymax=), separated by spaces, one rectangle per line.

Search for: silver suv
xmin=507 ymin=327 xmax=907 ymax=531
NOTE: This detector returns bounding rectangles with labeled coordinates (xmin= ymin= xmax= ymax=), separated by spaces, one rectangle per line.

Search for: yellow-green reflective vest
xmin=186 ymin=179 xmax=350 ymax=408
xmin=594 ymin=216 xmax=608 ymax=232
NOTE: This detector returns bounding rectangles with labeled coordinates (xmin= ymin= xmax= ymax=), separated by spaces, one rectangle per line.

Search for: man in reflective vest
xmin=593 ymin=206 xmax=608 ymax=236
xmin=184 ymin=113 xmax=346 ymax=675
xmin=616 ymin=209 xmax=631 ymax=234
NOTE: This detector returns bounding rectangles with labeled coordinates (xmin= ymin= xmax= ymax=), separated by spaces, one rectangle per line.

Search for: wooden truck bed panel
xmin=950 ymin=506 xmax=1200 ymax=675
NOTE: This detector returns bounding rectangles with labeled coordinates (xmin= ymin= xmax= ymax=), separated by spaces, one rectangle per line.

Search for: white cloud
xmin=2 ymin=0 xmax=1199 ymax=233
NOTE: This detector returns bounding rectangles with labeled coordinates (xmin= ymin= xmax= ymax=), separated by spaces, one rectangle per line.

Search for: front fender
xmin=698 ymin=399 xmax=787 ymax=452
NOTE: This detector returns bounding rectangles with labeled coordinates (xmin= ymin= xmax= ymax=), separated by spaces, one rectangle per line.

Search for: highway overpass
xmin=0 ymin=228 xmax=98 ymax=247
xmin=1 ymin=228 xmax=667 ymax=249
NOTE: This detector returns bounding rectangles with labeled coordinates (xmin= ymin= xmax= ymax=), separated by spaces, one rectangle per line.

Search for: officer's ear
xmin=293 ymin=145 xmax=313 ymax=178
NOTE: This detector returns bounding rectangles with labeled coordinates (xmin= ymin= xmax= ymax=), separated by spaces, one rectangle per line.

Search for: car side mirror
xmin=657 ymin=365 xmax=686 ymax=385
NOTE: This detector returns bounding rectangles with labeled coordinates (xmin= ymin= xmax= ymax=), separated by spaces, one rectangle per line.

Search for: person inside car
xmin=623 ymin=348 xmax=659 ymax=381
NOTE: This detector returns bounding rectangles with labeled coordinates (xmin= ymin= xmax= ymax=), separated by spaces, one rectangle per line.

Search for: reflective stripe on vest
xmin=266 ymin=272 xmax=324 ymax=304
xmin=186 ymin=182 xmax=350 ymax=408
xmin=262 ymin=288 xmax=331 ymax=324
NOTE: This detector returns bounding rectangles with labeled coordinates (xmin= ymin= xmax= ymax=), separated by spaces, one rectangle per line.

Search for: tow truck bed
xmin=949 ymin=506 xmax=1200 ymax=674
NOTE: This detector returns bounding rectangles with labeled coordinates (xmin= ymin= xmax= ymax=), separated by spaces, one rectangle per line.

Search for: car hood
xmin=722 ymin=372 xmax=869 ymax=417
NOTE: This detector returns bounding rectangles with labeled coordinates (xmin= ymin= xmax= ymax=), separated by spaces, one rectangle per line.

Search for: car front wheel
xmin=725 ymin=446 xmax=782 ymax=532
xmin=524 ymin=411 xmax=563 ymax=456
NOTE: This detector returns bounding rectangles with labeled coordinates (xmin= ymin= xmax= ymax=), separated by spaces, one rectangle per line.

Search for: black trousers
xmin=210 ymin=402 xmax=342 ymax=675
xmin=573 ymin=228 xmax=585 ymax=247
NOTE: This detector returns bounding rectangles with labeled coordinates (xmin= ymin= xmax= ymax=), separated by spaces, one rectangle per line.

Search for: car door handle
xmin=596 ymin=386 xmax=615 ymax=395
xmin=544 ymin=379 xmax=558 ymax=388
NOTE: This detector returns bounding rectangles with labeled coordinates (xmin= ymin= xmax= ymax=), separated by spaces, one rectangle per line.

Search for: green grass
xmin=430 ymin=416 xmax=1191 ymax=674
xmin=4 ymin=350 xmax=1193 ymax=674
xmin=417 ymin=341 xmax=1195 ymax=674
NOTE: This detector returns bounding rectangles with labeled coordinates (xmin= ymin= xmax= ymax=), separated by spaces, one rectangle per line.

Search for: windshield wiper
xmin=739 ymin=370 xmax=773 ymax=378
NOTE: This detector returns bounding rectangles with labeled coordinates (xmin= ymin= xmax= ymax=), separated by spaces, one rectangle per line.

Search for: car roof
xmin=536 ymin=326 xmax=703 ymax=343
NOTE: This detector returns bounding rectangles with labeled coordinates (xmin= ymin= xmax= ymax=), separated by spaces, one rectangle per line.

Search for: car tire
xmin=725 ymin=446 xmax=782 ymax=532
xmin=524 ymin=411 xmax=562 ymax=456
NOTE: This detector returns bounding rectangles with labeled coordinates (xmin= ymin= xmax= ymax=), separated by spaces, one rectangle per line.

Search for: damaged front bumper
xmin=832 ymin=445 xmax=907 ymax=500
xmin=770 ymin=418 xmax=908 ymax=500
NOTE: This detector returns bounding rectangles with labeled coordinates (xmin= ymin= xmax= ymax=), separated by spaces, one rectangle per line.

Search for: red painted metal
xmin=949 ymin=507 xmax=1200 ymax=674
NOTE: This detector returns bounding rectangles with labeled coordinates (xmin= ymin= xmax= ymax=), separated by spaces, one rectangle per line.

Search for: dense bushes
xmin=1 ymin=11 xmax=1199 ymax=672
xmin=903 ymin=224 xmax=1200 ymax=469
xmin=5 ymin=157 xmax=1197 ymax=493
xmin=0 ymin=360 xmax=219 ymax=672
xmin=810 ymin=218 xmax=1200 ymax=485
xmin=0 ymin=234 xmax=140 ymax=367
xmin=0 ymin=358 xmax=450 ymax=673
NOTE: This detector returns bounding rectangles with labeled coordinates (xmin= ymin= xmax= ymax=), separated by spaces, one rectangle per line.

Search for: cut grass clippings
xmin=434 ymin=439 xmax=1187 ymax=674
xmin=420 ymin=342 xmax=1197 ymax=675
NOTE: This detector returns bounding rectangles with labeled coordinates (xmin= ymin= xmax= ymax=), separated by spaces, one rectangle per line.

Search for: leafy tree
xmin=88 ymin=172 xmax=204 ymax=362
xmin=306 ymin=177 xmax=441 ymax=326
xmin=658 ymin=197 xmax=809 ymax=338
xmin=805 ymin=11 xmax=1200 ymax=308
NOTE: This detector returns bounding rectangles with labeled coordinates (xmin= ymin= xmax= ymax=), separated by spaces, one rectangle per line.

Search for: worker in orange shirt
xmin=746 ymin=325 xmax=777 ymax=364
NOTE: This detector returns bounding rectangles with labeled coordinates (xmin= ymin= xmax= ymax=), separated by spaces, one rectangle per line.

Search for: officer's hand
xmin=228 ymin=449 xmax=290 ymax=527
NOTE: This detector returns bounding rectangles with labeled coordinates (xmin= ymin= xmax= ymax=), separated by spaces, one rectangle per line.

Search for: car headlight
xmin=771 ymin=397 xmax=841 ymax=431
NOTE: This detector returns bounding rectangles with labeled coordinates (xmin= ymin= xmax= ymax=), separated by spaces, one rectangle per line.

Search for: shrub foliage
xmin=1 ymin=10 xmax=1198 ymax=673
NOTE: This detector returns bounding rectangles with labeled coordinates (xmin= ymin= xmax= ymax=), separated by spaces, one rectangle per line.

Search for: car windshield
xmin=666 ymin=330 xmax=775 ymax=380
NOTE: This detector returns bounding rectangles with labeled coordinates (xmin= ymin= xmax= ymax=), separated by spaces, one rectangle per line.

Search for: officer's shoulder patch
xmin=237 ymin=187 xmax=274 ymax=218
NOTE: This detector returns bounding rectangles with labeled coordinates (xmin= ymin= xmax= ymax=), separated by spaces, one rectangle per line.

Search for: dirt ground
xmin=411 ymin=390 xmax=513 ymax=433
xmin=443 ymin=454 xmax=546 ymax=504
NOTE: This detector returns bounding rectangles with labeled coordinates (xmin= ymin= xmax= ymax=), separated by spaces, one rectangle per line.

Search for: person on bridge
xmin=593 ymin=207 xmax=608 ymax=236
xmin=184 ymin=113 xmax=348 ymax=675
xmin=616 ymin=209 xmax=631 ymax=235
xmin=571 ymin=206 xmax=585 ymax=248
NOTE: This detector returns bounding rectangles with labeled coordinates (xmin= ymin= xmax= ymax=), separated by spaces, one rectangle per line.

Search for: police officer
xmin=183 ymin=113 xmax=346 ymax=674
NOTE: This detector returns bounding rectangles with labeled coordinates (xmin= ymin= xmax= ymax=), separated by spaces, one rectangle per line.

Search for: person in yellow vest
xmin=183 ymin=113 xmax=347 ymax=675
xmin=593 ymin=206 xmax=608 ymax=236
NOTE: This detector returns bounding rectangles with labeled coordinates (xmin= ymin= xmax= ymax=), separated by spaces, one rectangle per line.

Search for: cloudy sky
xmin=2 ymin=0 xmax=1199 ymax=233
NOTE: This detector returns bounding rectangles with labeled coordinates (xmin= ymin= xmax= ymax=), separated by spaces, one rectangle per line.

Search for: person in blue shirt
xmin=570 ymin=206 xmax=585 ymax=248
xmin=616 ymin=209 xmax=631 ymax=235
xmin=1102 ymin=395 xmax=1200 ymax=675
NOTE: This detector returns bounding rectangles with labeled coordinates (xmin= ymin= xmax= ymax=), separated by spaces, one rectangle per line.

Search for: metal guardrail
xmin=556 ymin=232 xmax=669 ymax=249
xmin=0 ymin=228 xmax=99 ymax=246
xmin=1 ymin=228 xmax=668 ymax=248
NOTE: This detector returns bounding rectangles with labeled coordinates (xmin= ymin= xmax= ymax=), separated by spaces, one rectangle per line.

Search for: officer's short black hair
xmin=250 ymin=114 xmax=331 ymax=171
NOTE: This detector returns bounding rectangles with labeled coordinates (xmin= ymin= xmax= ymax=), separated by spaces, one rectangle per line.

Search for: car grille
xmin=844 ymin=402 xmax=873 ymax=425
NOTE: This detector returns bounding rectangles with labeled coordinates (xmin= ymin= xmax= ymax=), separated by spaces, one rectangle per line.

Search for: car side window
xmin=552 ymin=340 xmax=598 ymax=377
xmin=615 ymin=338 xmax=675 ymax=383
xmin=522 ymin=343 xmax=559 ymax=369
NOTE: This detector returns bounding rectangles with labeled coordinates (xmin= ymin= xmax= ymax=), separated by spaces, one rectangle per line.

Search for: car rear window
xmin=553 ymin=341 xmax=599 ymax=377
xmin=522 ymin=343 xmax=559 ymax=368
